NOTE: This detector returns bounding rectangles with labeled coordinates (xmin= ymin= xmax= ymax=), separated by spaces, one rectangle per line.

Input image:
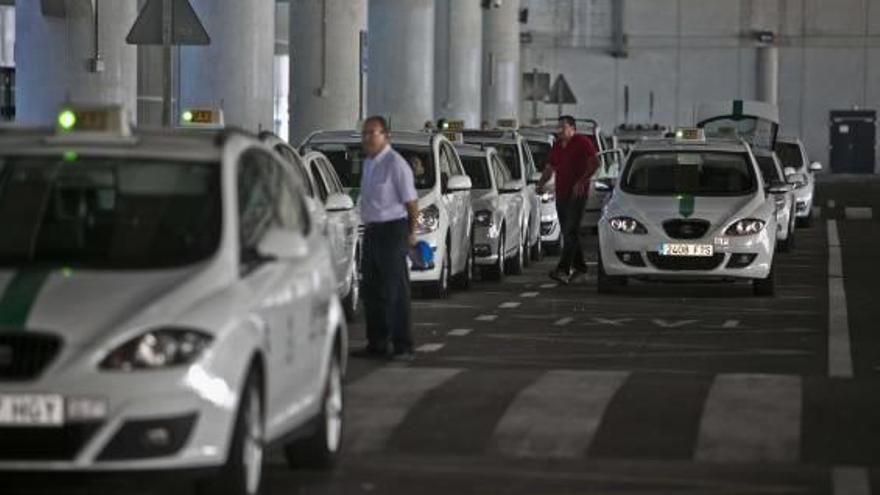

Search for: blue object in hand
xmin=409 ymin=240 xmax=434 ymax=270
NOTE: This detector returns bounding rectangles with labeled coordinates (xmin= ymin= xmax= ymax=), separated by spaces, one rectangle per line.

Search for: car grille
xmin=0 ymin=422 xmax=102 ymax=460
xmin=662 ymin=219 xmax=711 ymax=240
xmin=647 ymin=252 xmax=725 ymax=271
xmin=0 ymin=333 xmax=63 ymax=381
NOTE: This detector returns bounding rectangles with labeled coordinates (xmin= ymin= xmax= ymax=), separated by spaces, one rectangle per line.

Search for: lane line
xmin=540 ymin=283 xmax=558 ymax=289
xmin=695 ymin=374 xmax=801 ymax=463
xmin=827 ymin=199 xmax=836 ymax=208
xmin=476 ymin=314 xmax=498 ymax=322
xmin=827 ymin=220 xmax=853 ymax=378
xmin=447 ymin=328 xmax=473 ymax=337
xmin=490 ymin=370 xmax=629 ymax=458
xmin=554 ymin=317 xmax=574 ymax=326
xmin=499 ymin=302 xmax=521 ymax=309
xmin=520 ymin=291 xmax=540 ymax=298
xmin=813 ymin=206 xmax=822 ymax=219
xmin=416 ymin=343 xmax=445 ymax=353
xmin=722 ymin=320 xmax=740 ymax=329
xmin=832 ymin=466 xmax=871 ymax=495
xmin=844 ymin=207 xmax=873 ymax=220
xmin=345 ymin=367 xmax=462 ymax=452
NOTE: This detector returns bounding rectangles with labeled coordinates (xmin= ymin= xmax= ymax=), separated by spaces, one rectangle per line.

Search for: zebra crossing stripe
xmin=345 ymin=367 xmax=461 ymax=453
xmin=695 ymin=374 xmax=801 ymax=463
xmin=490 ymin=370 xmax=629 ymax=458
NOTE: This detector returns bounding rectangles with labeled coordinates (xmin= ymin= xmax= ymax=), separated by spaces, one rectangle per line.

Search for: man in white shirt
xmin=354 ymin=116 xmax=419 ymax=360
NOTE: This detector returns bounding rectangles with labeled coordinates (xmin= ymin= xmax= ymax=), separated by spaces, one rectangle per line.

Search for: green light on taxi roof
xmin=62 ymin=150 xmax=77 ymax=162
xmin=58 ymin=109 xmax=77 ymax=131
xmin=675 ymin=130 xmax=684 ymax=139
xmin=182 ymin=110 xmax=194 ymax=123
xmin=61 ymin=267 xmax=74 ymax=278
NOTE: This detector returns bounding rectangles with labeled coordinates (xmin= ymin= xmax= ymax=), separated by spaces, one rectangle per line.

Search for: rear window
xmin=622 ymin=152 xmax=757 ymax=196
xmin=755 ymin=155 xmax=783 ymax=184
xmin=528 ymin=141 xmax=551 ymax=172
xmin=775 ymin=142 xmax=805 ymax=170
xmin=461 ymin=157 xmax=492 ymax=190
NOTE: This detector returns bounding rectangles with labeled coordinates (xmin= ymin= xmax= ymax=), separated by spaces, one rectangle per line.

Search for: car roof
xmin=629 ymin=137 xmax=750 ymax=154
xmin=454 ymin=143 xmax=490 ymax=158
xmin=776 ymin=136 xmax=803 ymax=145
xmin=461 ymin=129 xmax=519 ymax=144
xmin=305 ymin=130 xmax=436 ymax=148
xmin=0 ymin=126 xmax=241 ymax=162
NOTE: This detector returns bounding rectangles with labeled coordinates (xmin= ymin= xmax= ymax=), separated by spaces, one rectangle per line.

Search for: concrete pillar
xmin=434 ymin=0 xmax=482 ymax=128
xmin=368 ymin=0 xmax=434 ymax=131
xmin=289 ymin=0 xmax=366 ymax=143
xmin=180 ymin=0 xmax=274 ymax=132
xmin=482 ymin=0 xmax=520 ymax=127
xmin=15 ymin=0 xmax=138 ymax=125
xmin=756 ymin=45 xmax=778 ymax=105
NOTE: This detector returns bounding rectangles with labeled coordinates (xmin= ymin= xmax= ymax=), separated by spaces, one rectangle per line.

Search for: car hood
xmin=607 ymin=193 xmax=765 ymax=233
xmin=0 ymin=263 xmax=219 ymax=347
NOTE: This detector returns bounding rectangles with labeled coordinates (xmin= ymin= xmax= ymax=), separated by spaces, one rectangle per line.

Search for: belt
xmin=364 ymin=217 xmax=408 ymax=229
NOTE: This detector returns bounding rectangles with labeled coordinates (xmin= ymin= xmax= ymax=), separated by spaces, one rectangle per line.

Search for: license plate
xmin=0 ymin=394 xmax=64 ymax=426
xmin=659 ymin=243 xmax=714 ymax=257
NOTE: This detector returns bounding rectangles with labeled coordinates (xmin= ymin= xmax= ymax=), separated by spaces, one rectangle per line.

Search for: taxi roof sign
xmin=673 ymin=127 xmax=705 ymax=142
xmin=53 ymin=105 xmax=132 ymax=138
xmin=179 ymin=108 xmax=225 ymax=128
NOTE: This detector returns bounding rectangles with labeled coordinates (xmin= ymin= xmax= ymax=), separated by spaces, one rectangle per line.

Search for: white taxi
xmin=301 ymin=131 xmax=474 ymax=298
xmin=776 ymin=136 xmax=823 ymax=227
xmin=597 ymin=129 xmax=781 ymax=296
xmin=753 ymin=148 xmax=798 ymax=252
xmin=260 ymin=132 xmax=361 ymax=320
xmin=519 ymin=128 xmax=561 ymax=253
xmin=0 ymin=107 xmax=347 ymax=495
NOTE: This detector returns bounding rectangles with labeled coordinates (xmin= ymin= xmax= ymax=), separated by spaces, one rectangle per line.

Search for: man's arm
xmin=536 ymin=166 xmax=554 ymax=194
xmin=406 ymin=200 xmax=419 ymax=247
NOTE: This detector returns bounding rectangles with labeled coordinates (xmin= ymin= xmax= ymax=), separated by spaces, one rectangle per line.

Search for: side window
xmin=493 ymin=155 xmax=510 ymax=186
xmin=276 ymin=145 xmax=314 ymax=198
xmin=445 ymin=144 xmax=465 ymax=175
xmin=270 ymin=158 xmax=309 ymax=236
xmin=521 ymin=142 xmax=535 ymax=177
xmin=310 ymin=159 xmax=330 ymax=202
xmin=318 ymin=158 xmax=343 ymax=195
xmin=237 ymin=151 xmax=277 ymax=256
xmin=438 ymin=145 xmax=453 ymax=192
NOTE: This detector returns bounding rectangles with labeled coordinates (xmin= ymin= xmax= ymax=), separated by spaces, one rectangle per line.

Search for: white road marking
xmin=540 ymin=283 xmax=558 ymax=289
xmin=499 ymin=301 xmax=521 ymax=309
xmin=491 ymin=370 xmax=629 ymax=458
xmin=827 ymin=199 xmax=836 ymax=208
xmin=520 ymin=291 xmax=540 ymax=298
xmin=416 ymin=343 xmax=445 ymax=353
xmin=554 ymin=317 xmax=574 ymax=326
xmin=447 ymin=328 xmax=473 ymax=337
xmin=652 ymin=319 xmax=698 ymax=328
xmin=695 ymin=374 xmax=801 ymax=463
xmin=845 ymin=207 xmax=873 ymax=220
xmin=476 ymin=314 xmax=498 ymax=322
xmin=587 ymin=317 xmax=634 ymax=327
xmin=722 ymin=320 xmax=740 ymax=329
xmin=832 ymin=466 xmax=871 ymax=495
xmin=345 ymin=368 xmax=461 ymax=452
xmin=827 ymin=220 xmax=853 ymax=378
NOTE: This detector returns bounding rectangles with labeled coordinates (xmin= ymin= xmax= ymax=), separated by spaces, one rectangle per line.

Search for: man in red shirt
xmin=536 ymin=115 xmax=599 ymax=284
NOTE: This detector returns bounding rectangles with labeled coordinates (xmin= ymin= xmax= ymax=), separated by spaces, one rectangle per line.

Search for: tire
xmin=506 ymin=231 xmax=525 ymax=275
xmin=776 ymin=224 xmax=793 ymax=253
xmin=426 ymin=241 xmax=451 ymax=298
xmin=452 ymin=234 xmax=474 ymax=290
xmin=797 ymin=214 xmax=813 ymax=228
xmin=530 ymin=228 xmax=543 ymax=262
xmin=284 ymin=350 xmax=344 ymax=470
xmin=342 ymin=261 xmax=360 ymax=322
xmin=481 ymin=230 xmax=505 ymax=282
xmin=597 ymin=253 xmax=626 ymax=294
xmin=522 ymin=225 xmax=532 ymax=268
xmin=197 ymin=367 xmax=264 ymax=495
xmin=753 ymin=264 xmax=776 ymax=296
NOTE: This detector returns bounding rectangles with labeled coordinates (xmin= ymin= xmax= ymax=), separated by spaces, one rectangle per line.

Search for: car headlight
xmin=725 ymin=219 xmax=766 ymax=236
xmin=474 ymin=209 xmax=493 ymax=227
xmin=540 ymin=192 xmax=555 ymax=203
xmin=416 ymin=204 xmax=441 ymax=234
xmin=608 ymin=216 xmax=647 ymax=234
xmin=100 ymin=328 xmax=213 ymax=371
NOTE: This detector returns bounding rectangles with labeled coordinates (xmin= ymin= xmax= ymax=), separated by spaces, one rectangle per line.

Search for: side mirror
xmin=446 ymin=175 xmax=472 ymax=192
xmin=257 ymin=227 xmax=309 ymax=260
xmin=528 ymin=171 xmax=543 ymax=184
xmin=767 ymin=182 xmax=793 ymax=195
xmin=593 ymin=179 xmax=613 ymax=192
xmin=809 ymin=161 xmax=823 ymax=172
xmin=499 ymin=180 xmax=523 ymax=194
xmin=325 ymin=192 xmax=354 ymax=212
xmin=783 ymin=166 xmax=797 ymax=177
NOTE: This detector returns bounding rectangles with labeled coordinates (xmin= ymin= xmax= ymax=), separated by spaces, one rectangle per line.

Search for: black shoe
xmin=389 ymin=350 xmax=416 ymax=362
xmin=548 ymin=269 xmax=570 ymax=285
xmin=350 ymin=346 xmax=388 ymax=359
xmin=569 ymin=268 xmax=588 ymax=283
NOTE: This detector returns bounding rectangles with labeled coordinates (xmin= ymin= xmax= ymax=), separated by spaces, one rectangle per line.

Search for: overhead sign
xmin=548 ymin=75 xmax=577 ymax=105
xmin=126 ymin=0 xmax=210 ymax=46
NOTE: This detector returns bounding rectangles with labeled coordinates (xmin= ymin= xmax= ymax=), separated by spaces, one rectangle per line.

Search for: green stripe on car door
xmin=0 ymin=270 xmax=52 ymax=329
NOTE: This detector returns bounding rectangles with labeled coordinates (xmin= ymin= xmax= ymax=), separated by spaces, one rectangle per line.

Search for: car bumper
xmin=540 ymin=202 xmax=561 ymax=243
xmin=793 ymin=188 xmax=814 ymax=218
xmin=599 ymin=225 xmax=774 ymax=281
xmin=472 ymin=224 xmax=502 ymax=266
xmin=0 ymin=364 xmax=241 ymax=472
xmin=409 ymin=231 xmax=444 ymax=282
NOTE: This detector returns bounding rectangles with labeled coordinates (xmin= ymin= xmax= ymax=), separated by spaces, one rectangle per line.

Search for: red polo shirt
xmin=548 ymin=134 xmax=598 ymax=199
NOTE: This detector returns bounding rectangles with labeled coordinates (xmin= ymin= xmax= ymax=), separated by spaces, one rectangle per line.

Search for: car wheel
xmin=597 ymin=252 xmax=626 ymax=294
xmin=507 ymin=231 xmax=524 ymax=275
xmin=522 ymin=225 xmax=532 ymax=268
xmin=342 ymin=261 xmax=360 ymax=322
xmin=452 ymin=233 xmax=474 ymax=290
xmin=753 ymin=264 xmax=776 ymax=296
xmin=197 ymin=367 xmax=264 ymax=495
xmin=427 ymin=241 xmax=451 ymax=298
xmin=530 ymin=233 xmax=543 ymax=262
xmin=284 ymin=349 xmax=344 ymax=469
xmin=482 ymin=231 xmax=505 ymax=282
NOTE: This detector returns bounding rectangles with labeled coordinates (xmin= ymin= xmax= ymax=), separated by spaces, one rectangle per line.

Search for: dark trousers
xmin=362 ymin=218 xmax=413 ymax=353
xmin=556 ymin=196 xmax=588 ymax=274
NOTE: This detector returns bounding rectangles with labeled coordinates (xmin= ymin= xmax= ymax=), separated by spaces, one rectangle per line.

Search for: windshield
xmin=461 ymin=157 xmax=492 ymax=190
xmin=622 ymin=151 xmax=757 ymax=196
xmin=755 ymin=155 xmax=783 ymax=184
xmin=0 ymin=155 xmax=221 ymax=269
xmin=528 ymin=141 xmax=551 ymax=172
xmin=774 ymin=142 xmax=804 ymax=170
xmin=306 ymin=143 xmax=436 ymax=190
xmin=492 ymin=144 xmax=522 ymax=180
